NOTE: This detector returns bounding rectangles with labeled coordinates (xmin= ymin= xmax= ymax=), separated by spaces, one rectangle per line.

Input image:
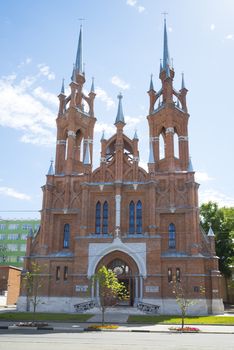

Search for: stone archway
xmin=95 ymin=250 xmax=140 ymax=306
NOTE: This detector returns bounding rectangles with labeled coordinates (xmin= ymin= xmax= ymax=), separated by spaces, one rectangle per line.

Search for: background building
xmin=0 ymin=220 xmax=40 ymax=267
xmin=0 ymin=265 xmax=21 ymax=306
xmin=18 ymin=21 xmax=224 ymax=315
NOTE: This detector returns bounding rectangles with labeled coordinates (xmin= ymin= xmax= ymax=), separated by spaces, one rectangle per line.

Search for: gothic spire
xmin=47 ymin=159 xmax=54 ymax=175
xmin=133 ymin=129 xmax=138 ymax=140
xmin=207 ymin=226 xmax=215 ymax=237
xmin=162 ymin=19 xmax=171 ymax=76
xmin=60 ymin=78 xmax=65 ymax=94
xmin=187 ymin=157 xmax=194 ymax=172
xmin=90 ymin=77 xmax=95 ymax=93
xmin=101 ymin=130 xmax=105 ymax=141
xmin=75 ymin=25 xmax=83 ymax=74
xmin=181 ymin=72 xmax=186 ymax=90
xmin=149 ymin=74 xmax=154 ymax=91
xmin=114 ymin=93 xmax=125 ymax=125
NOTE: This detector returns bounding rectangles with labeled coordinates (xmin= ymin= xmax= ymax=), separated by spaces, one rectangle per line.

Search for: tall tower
xmin=55 ymin=25 xmax=96 ymax=176
xmin=147 ymin=19 xmax=189 ymax=173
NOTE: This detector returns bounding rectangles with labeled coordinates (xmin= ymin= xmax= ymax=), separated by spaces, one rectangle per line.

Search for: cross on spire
xmin=161 ymin=12 xmax=168 ymax=20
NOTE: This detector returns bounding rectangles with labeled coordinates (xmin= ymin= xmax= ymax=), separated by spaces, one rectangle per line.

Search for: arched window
xmin=136 ymin=200 xmax=142 ymax=234
xmin=169 ymin=223 xmax=176 ymax=249
xmin=65 ymin=138 xmax=68 ymax=160
xmin=95 ymin=201 xmax=101 ymax=234
xmin=63 ymin=224 xmax=70 ymax=248
xmin=173 ymin=132 xmax=179 ymax=158
xmin=129 ymin=201 xmax=135 ymax=234
xmin=159 ymin=133 xmax=165 ymax=159
xmin=103 ymin=201 xmax=108 ymax=234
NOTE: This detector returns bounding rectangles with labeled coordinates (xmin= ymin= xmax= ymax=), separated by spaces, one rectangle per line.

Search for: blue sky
xmin=0 ymin=0 xmax=234 ymax=219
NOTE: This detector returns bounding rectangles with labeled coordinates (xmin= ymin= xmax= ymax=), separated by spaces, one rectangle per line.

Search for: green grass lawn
xmin=0 ymin=312 xmax=93 ymax=322
xmin=128 ymin=315 xmax=234 ymax=325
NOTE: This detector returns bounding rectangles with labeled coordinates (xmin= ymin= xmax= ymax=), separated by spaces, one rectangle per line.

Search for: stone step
xmin=85 ymin=307 xmax=145 ymax=315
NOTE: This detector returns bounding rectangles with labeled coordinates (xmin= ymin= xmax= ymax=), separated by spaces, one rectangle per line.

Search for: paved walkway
xmin=88 ymin=312 xmax=129 ymax=323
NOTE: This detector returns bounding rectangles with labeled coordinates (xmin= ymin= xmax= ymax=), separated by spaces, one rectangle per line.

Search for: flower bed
xmin=87 ymin=324 xmax=119 ymax=330
xmin=169 ymin=326 xmax=200 ymax=332
xmin=15 ymin=322 xmax=49 ymax=328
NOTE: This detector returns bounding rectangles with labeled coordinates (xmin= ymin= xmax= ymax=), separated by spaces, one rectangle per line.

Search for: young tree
xmin=92 ymin=266 xmax=128 ymax=325
xmin=0 ymin=244 xmax=8 ymax=264
xmin=171 ymin=278 xmax=205 ymax=330
xmin=23 ymin=262 xmax=45 ymax=321
xmin=200 ymin=202 xmax=234 ymax=278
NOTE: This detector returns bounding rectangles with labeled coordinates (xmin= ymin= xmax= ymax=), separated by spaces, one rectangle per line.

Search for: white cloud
xmin=33 ymin=86 xmax=58 ymax=106
xmin=0 ymin=73 xmax=56 ymax=146
xmin=37 ymin=63 xmax=55 ymax=80
xmin=94 ymin=122 xmax=115 ymax=135
xmin=210 ymin=24 xmax=215 ymax=31
xmin=138 ymin=6 xmax=145 ymax=13
xmin=195 ymin=171 xmax=214 ymax=183
xmin=0 ymin=186 xmax=31 ymax=200
xmin=126 ymin=0 xmax=145 ymax=13
xmin=226 ymin=34 xmax=234 ymax=40
xmin=18 ymin=57 xmax=32 ymax=68
xmin=168 ymin=27 xmax=173 ymax=32
xmin=111 ymin=75 xmax=130 ymax=90
xmin=127 ymin=0 xmax=137 ymax=6
xmin=199 ymin=189 xmax=234 ymax=207
xmin=95 ymin=87 xmax=115 ymax=110
xmin=125 ymin=115 xmax=144 ymax=128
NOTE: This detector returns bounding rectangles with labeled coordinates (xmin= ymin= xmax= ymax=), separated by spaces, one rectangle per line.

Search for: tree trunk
xmin=102 ymin=307 xmax=105 ymax=325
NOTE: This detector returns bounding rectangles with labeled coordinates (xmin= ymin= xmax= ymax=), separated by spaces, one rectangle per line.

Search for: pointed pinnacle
xmin=163 ymin=18 xmax=171 ymax=71
xmin=60 ymin=78 xmax=65 ymax=94
xmin=75 ymin=25 xmax=83 ymax=74
xmin=149 ymin=74 xmax=154 ymax=91
xmin=114 ymin=93 xmax=125 ymax=125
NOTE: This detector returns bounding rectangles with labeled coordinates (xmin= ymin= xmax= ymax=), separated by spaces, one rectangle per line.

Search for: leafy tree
xmin=23 ymin=262 xmax=45 ymax=321
xmin=0 ymin=244 xmax=8 ymax=264
xmin=92 ymin=266 xmax=128 ymax=324
xmin=200 ymin=202 xmax=234 ymax=278
xmin=171 ymin=277 xmax=205 ymax=330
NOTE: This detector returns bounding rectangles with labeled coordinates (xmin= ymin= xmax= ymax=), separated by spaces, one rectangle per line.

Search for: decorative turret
xmin=90 ymin=77 xmax=95 ymax=94
xmin=148 ymin=74 xmax=157 ymax=114
xmin=146 ymin=18 xmax=190 ymax=173
xmin=47 ymin=159 xmax=54 ymax=176
xmin=55 ymin=25 xmax=96 ymax=176
xmin=133 ymin=130 xmax=138 ymax=140
xmin=187 ymin=157 xmax=194 ymax=172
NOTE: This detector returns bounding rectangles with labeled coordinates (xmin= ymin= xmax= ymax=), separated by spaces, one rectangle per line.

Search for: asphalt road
xmin=0 ymin=332 xmax=233 ymax=350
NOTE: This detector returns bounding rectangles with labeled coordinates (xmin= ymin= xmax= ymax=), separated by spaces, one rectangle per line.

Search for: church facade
xmin=18 ymin=21 xmax=224 ymax=314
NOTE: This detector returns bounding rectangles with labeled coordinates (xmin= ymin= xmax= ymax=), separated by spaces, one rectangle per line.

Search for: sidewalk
xmin=0 ymin=320 xmax=233 ymax=334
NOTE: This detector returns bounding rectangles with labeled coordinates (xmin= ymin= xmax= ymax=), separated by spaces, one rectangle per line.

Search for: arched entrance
xmin=95 ymin=250 xmax=139 ymax=307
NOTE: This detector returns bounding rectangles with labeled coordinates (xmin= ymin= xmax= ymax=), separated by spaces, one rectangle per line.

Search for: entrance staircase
xmin=74 ymin=300 xmax=160 ymax=315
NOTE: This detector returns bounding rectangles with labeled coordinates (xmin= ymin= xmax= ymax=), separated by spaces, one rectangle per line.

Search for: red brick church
xmin=18 ymin=20 xmax=224 ymax=314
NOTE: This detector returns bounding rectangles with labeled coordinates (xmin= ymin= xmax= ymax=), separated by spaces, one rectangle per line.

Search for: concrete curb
xmin=0 ymin=325 xmax=233 ymax=334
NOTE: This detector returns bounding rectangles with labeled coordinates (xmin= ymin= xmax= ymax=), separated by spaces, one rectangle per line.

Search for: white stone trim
xmin=56 ymin=140 xmax=66 ymax=145
xmin=88 ymin=237 xmax=147 ymax=278
xmin=165 ymin=127 xmax=174 ymax=134
xmin=179 ymin=136 xmax=189 ymax=141
xmin=150 ymin=136 xmax=159 ymax=142
xmin=67 ymin=130 xmax=76 ymax=138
